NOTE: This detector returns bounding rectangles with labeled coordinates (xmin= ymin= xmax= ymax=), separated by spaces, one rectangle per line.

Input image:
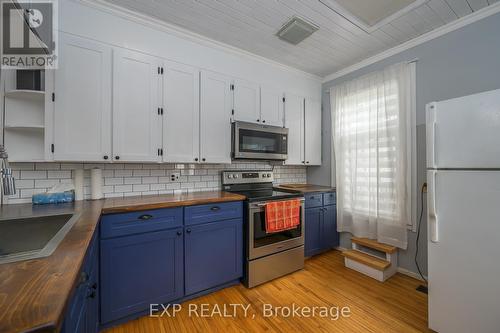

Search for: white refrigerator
xmin=426 ymin=88 xmax=500 ymax=333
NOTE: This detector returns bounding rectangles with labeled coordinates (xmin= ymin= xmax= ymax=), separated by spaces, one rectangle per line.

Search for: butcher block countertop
xmin=0 ymin=191 xmax=245 ymax=333
xmin=274 ymin=184 xmax=336 ymax=193
xmin=102 ymin=191 xmax=245 ymax=214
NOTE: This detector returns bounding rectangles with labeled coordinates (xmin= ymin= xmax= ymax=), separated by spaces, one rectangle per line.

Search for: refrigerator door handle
xmin=428 ymin=170 xmax=439 ymax=243
xmin=426 ymin=103 xmax=437 ymax=168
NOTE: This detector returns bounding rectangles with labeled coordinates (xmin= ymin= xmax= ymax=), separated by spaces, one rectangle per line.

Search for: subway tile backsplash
xmin=5 ymin=162 xmax=307 ymax=204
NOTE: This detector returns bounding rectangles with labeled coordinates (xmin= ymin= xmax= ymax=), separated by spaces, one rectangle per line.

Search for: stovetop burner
xmin=221 ymin=170 xmax=303 ymax=202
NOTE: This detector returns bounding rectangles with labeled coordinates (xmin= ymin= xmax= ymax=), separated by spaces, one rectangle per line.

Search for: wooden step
xmin=342 ymin=250 xmax=391 ymax=271
xmin=351 ymin=237 xmax=397 ymax=254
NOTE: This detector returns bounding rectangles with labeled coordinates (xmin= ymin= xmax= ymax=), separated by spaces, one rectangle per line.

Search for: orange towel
xmin=265 ymin=199 xmax=301 ymax=233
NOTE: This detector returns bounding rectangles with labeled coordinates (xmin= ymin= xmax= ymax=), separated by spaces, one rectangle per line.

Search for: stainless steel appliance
xmin=231 ymin=121 xmax=288 ymax=161
xmin=222 ymin=170 xmax=304 ymax=288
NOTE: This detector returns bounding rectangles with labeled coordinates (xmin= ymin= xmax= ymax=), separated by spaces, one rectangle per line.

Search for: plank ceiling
xmin=102 ymin=0 xmax=498 ymax=77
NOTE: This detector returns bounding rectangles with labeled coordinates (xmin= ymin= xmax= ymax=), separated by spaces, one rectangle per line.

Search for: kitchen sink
xmin=0 ymin=213 xmax=81 ymax=265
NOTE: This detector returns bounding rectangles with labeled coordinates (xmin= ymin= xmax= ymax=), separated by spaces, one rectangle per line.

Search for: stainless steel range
xmin=222 ymin=170 xmax=305 ymax=288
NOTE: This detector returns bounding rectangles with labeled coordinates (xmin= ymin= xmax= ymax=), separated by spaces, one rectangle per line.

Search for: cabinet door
xmin=304 ymin=97 xmax=322 ymax=165
xmin=284 ymin=93 xmax=304 ymax=165
xmin=113 ymin=49 xmax=161 ymax=162
xmin=100 ymin=228 xmax=184 ymax=323
xmin=232 ymin=78 xmax=260 ymax=123
xmin=322 ymin=205 xmax=338 ymax=249
xmin=200 ymin=71 xmax=232 ymax=164
xmin=260 ymin=86 xmax=284 ymax=127
xmin=185 ymin=219 xmax=243 ymax=295
xmin=163 ymin=61 xmax=200 ymax=163
xmin=54 ymin=34 xmax=111 ymax=161
xmin=305 ymin=207 xmax=322 ymax=257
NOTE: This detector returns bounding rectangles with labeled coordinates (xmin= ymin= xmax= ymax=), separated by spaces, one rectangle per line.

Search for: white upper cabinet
xmin=284 ymin=93 xmax=304 ymax=165
xmin=54 ymin=34 xmax=112 ymax=162
xmin=232 ymin=78 xmax=260 ymax=124
xmin=113 ymin=49 xmax=162 ymax=162
xmin=200 ymin=71 xmax=232 ymax=164
xmin=304 ymin=98 xmax=321 ymax=165
xmin=260 ymin=86 xmax=284 ymax=127
xmin=162 ymin=61 xmax=200 ymax=163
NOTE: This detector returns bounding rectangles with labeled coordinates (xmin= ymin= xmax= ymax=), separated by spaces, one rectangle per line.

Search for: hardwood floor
xmin=105 ymin=250 xmax=431 ymax=333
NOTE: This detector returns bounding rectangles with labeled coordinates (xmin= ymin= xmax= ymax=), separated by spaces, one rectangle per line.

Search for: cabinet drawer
xmin=185 ymin=201 xmax=243 ymax=226
xmin=323 ymin=192 xmax=336 ymax=206
xmin=100 ymin=207 xmax=183 ymax=239
xmin=305 ymin=193 xmax=323 ymax=208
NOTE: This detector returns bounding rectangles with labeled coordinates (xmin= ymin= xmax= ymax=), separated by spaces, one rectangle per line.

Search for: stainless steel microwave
xmin=232 ymin=121 xmax=288 ymax=160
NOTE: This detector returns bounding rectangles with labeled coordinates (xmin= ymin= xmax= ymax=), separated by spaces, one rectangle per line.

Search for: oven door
xmin=248 ymin=199 xmax=304 ymax=260
xmin=232 ymin=121 xmax=288 ymax=160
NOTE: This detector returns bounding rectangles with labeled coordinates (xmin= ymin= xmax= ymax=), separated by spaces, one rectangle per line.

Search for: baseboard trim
xmin=397 ymin=267 xmax=427 ymax=282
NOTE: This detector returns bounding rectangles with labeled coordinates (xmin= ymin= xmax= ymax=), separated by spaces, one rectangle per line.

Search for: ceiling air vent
xmin=276 ymin=17 xmax=319 ymax=45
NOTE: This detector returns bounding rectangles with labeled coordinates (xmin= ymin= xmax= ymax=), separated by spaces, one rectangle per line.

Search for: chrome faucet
xmin=0 ymin=145 xmax=16 ymax=196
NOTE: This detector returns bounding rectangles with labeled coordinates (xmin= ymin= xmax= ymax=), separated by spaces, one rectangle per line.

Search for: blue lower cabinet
xmin=62 ymin=230 xmax=99 ymax=333
xmin=185 ymin=218 xmax=243 ymax=295
xmin=100 ymin=228 xmax=184 ymax=324
xmin=304 ymin=192 xmax=338 ymax=257
xmin=322 ymin=205 xmax=338 ymax=249
xmin=305 ymin=207 xmax=323 ymax=257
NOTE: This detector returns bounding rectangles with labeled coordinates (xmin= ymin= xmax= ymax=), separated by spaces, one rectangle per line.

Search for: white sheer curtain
xmin=331 ymin=62 xmax=416 ymax=249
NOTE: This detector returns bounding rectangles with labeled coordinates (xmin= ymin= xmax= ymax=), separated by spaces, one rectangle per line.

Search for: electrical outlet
xmin=170 ymin=172 xmax=180 ymax=181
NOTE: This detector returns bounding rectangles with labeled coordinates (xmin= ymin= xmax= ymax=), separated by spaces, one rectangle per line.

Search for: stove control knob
xmin=227 ymin=174 xmax=233 ymax=179
xmin=234 ymin=174 xmax=239 ymax=178
xmin=262 ymin=174 xmax=267 ymax=178
xmin=267 ymin=173 xmax=272 ymax=178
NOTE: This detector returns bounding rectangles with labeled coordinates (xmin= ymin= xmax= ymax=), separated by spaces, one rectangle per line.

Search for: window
xmin=331 ymin=62 xmax=416 ymax=249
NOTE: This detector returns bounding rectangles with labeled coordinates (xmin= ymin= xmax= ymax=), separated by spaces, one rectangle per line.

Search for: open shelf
xmin=4 ymin=125 xmax=45 ymax=130
xmin=5 ymin=89 xmax=45 ymax=101
xmin=2 ymin=71 xmax=48 ymax=162
xmin=4 ymin=128 xmax=45 ymax=161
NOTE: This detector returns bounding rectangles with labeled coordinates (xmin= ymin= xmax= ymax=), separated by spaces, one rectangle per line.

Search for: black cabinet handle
xmin=177 ymin=231 xmax=182 ymax=236
xmin=138 ymin=214 xmax=153 ymax=220
xmin=115 ymin=156 xmax=120 ymax=160
xmin=257 ymin=119 xmax=260 ymax=122
xmin=195 ymin=158 xmax=199 ymax=161
xmin=202 ymin=158 xmax=206 ymax=162
xmin=87 ymin=290 xmax=96 ymax=299
xmin=91 ymin=283 xmax=97 ymax=290
xmin=103 ymin=155 xmax=109 ymax=160
xmin=310 ymin=196 xmax=315 ymax=200
xmin=262 ymin=120 xmax=266 ymax=123
xmin=210 ymin=206 xmax=220 ymax=211
xmin=186 ymin=228 xmax=191 ymax=234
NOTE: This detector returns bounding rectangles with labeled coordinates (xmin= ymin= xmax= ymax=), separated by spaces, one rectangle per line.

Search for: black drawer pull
xmin=186 ymin=229 xmax=192 ymax=234
xmin=177 ymin=231 xmax=182 ymax=236
xmin=210 ymin=206 xmax=221 ymax=211
xmin=310 ymin=196 xmax=315 ymax=200
xmin=138 ymin=214 xmax=153 ymax=221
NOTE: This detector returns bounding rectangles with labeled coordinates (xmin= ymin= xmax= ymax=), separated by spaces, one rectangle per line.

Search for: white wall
xmin=59 ymin=0 xmax=321 ymax=99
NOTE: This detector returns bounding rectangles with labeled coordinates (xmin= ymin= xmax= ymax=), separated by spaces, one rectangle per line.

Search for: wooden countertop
xmin=274 ymin=184 xmax=336 ymax=193
xmin=0 ymin=191 xmax=245 ymax=333
xmin=102 ymin=191 xmax=246 ymax=214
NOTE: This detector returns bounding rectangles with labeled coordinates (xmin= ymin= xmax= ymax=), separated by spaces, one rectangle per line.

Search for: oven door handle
xmin=253 ymin=198 xmax=305 ymax=207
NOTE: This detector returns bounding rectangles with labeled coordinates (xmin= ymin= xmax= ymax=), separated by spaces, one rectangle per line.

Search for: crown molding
xmin=322 ymin=2 xmax=500 ymax=83
xmin=77 ymin=0 xmax=322 ymax=82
